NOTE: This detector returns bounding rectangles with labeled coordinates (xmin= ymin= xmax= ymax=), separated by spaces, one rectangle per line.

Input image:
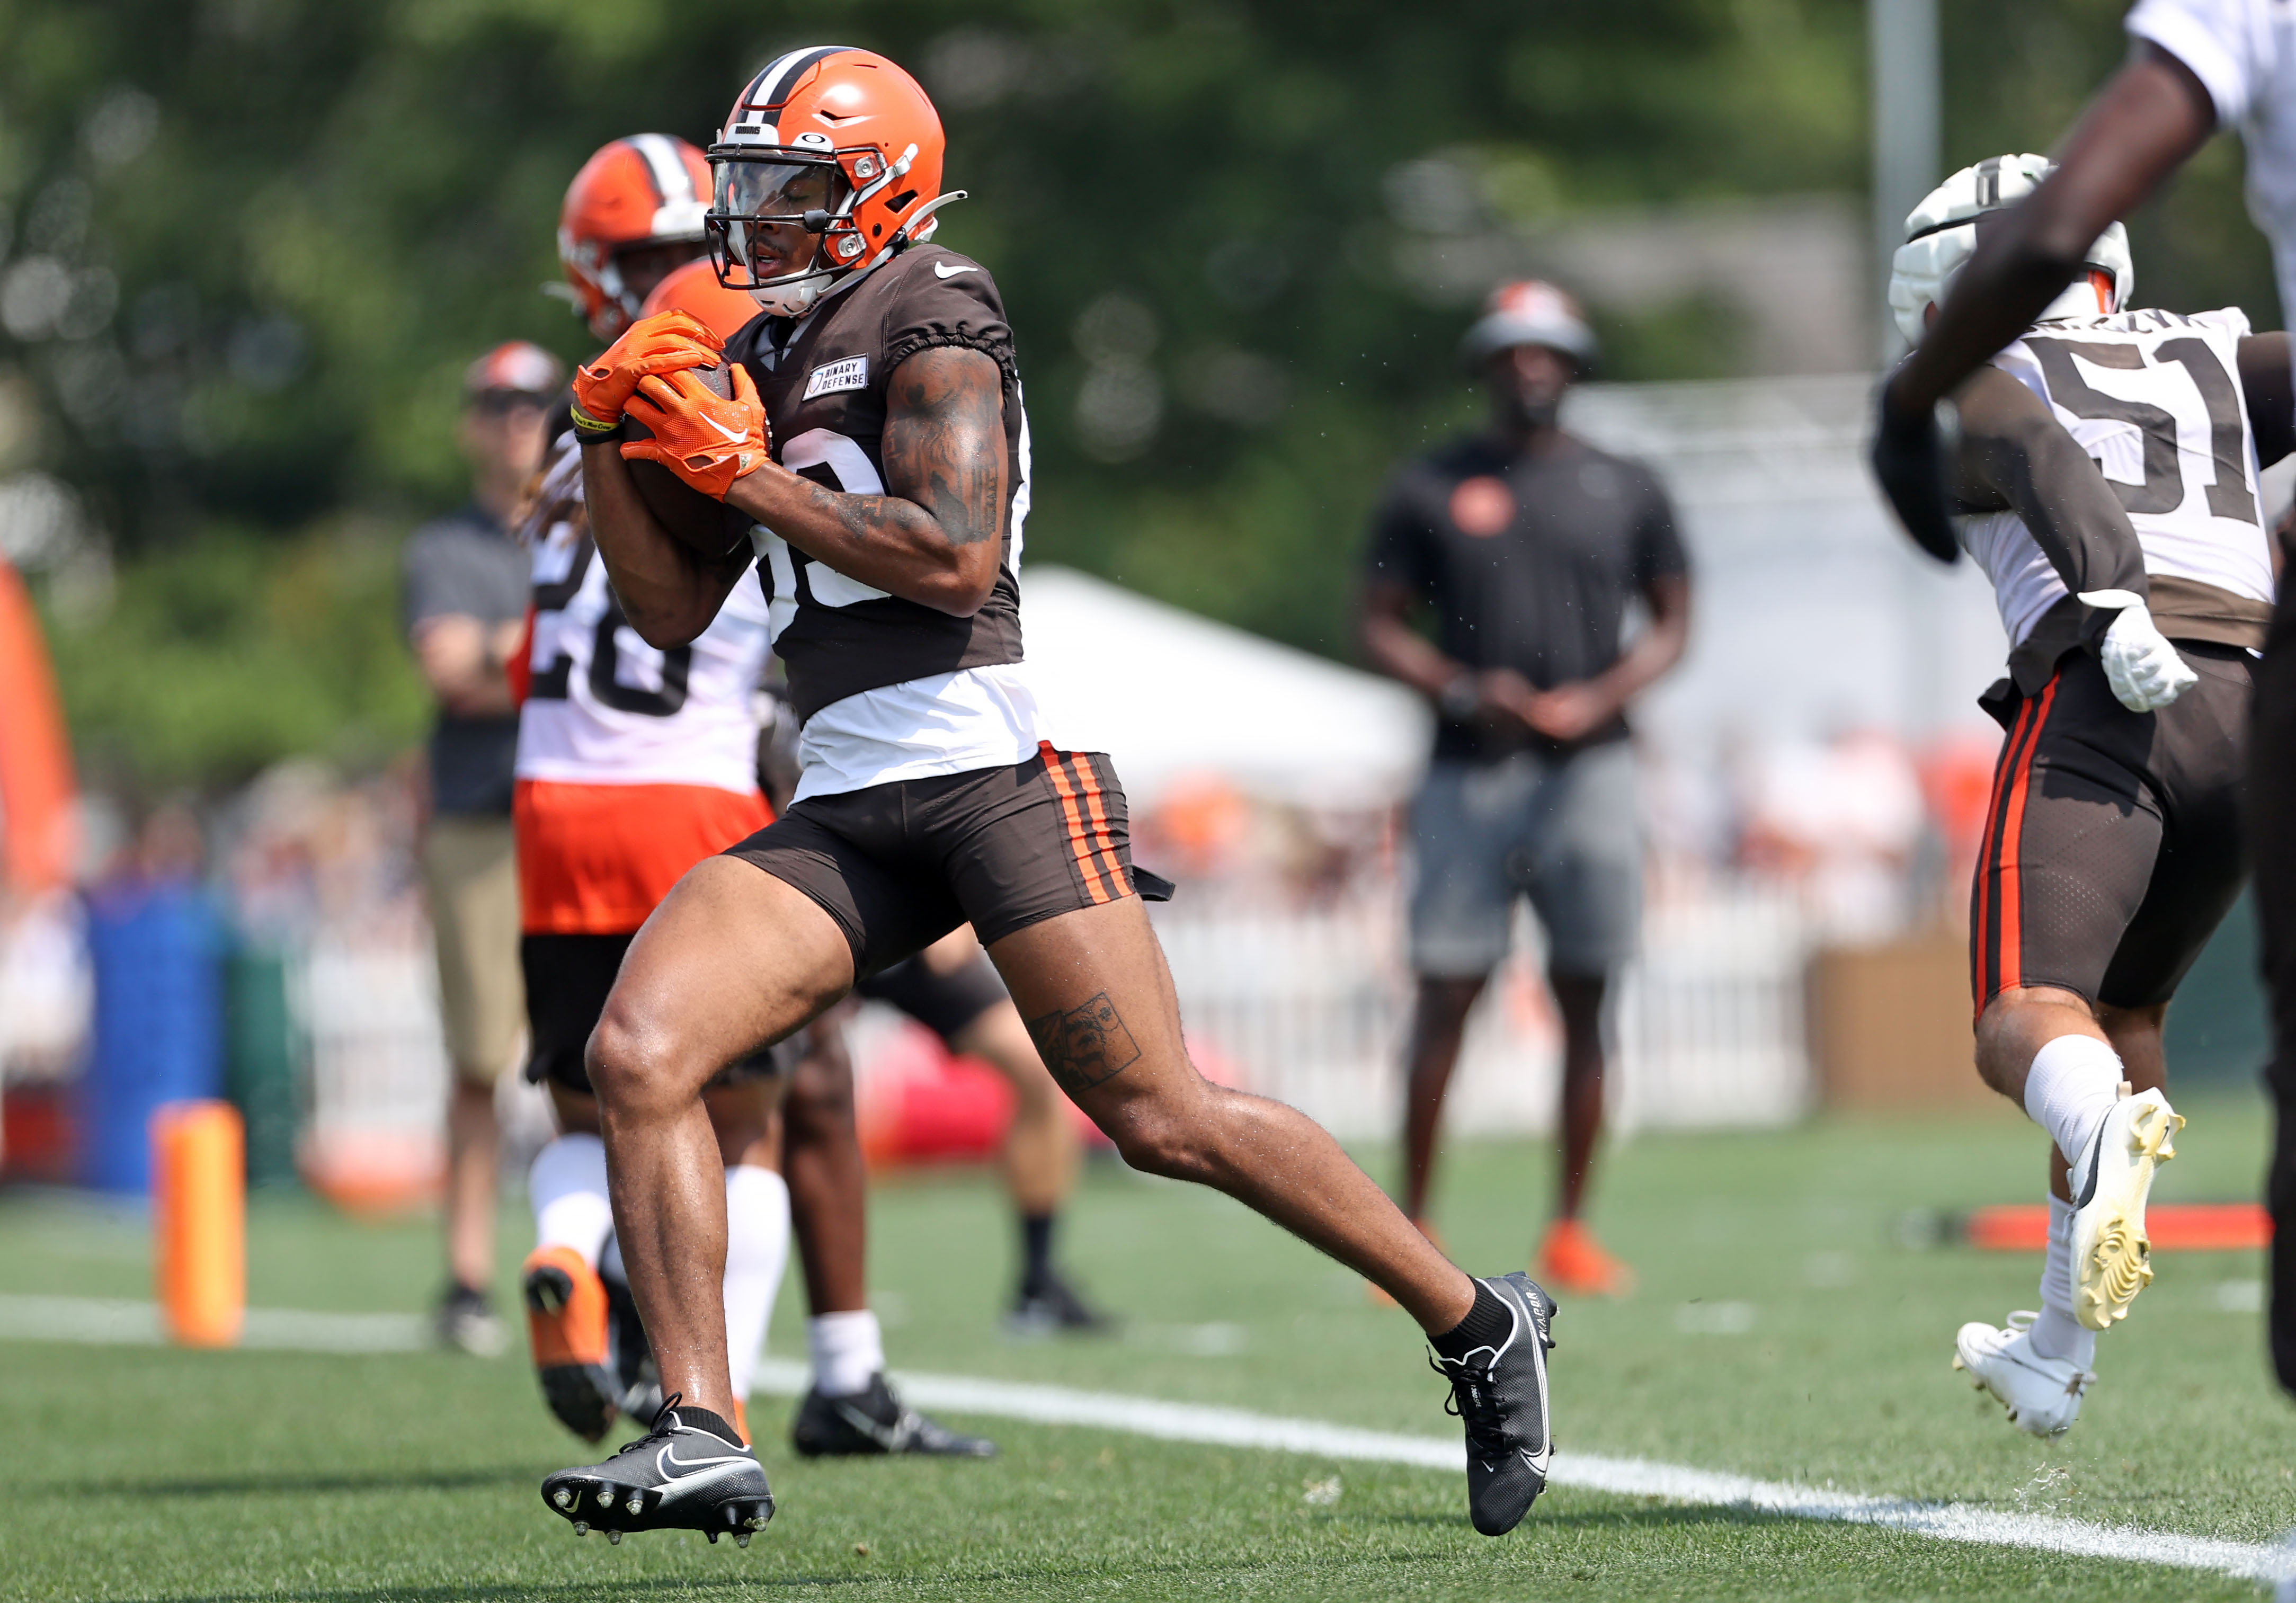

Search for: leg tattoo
xmin=1027 ymin=992 xmax=1142 ymax=1095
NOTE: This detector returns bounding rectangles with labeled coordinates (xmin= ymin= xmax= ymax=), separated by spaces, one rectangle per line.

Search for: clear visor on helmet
xmin=707 ymin=155 xmax=853 ymax=288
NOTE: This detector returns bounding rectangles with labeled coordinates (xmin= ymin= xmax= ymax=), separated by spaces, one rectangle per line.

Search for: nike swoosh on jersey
xmin=932 ymin=261 xmax=979 ymax=278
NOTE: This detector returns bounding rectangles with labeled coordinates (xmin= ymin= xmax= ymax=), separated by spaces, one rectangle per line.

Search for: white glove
xmin=2077 ymin=589 xmax=2199 ymax=713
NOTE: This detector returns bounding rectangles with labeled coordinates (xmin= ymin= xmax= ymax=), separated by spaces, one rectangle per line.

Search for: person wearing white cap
xmin=1359 ymin=280 xmax=1691 ymax=1299
xmin=403 ymin=337 xmax=565 ymax=1355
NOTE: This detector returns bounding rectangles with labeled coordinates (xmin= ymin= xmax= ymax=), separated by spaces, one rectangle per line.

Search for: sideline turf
xmin=1 ymin=1093 xmax=2286 ymax=1601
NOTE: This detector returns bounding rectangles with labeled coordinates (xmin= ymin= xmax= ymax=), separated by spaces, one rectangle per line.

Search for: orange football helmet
xmin=638 ymin=257 xmax=765 ymax=346
xmin=705 ymin=47 xmax=963 ymax=316
xmin=558 ymin=135 xmax=713 ymax=341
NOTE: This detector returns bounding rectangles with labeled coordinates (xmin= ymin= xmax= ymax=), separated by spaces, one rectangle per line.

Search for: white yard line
xmin=4 ymin=1294 xmax=2285 ymax=1582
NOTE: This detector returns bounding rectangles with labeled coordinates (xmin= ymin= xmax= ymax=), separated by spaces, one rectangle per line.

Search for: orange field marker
xmin=1963 ymin=1201 xmax=2270 ymax=1253
xmin=152 ymin=1101 xmax=245 ymax=1347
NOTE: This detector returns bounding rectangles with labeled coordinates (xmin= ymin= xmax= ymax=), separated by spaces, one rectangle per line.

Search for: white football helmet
xmin=1888 ymin=153 xmax=2133 ymax=345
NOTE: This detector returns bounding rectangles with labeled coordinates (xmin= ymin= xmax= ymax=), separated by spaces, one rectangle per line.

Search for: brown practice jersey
xmin=725 ymin=243 xmax=1029 ymax=722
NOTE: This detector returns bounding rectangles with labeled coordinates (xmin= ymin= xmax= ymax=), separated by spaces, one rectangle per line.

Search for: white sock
xmin=721 ymin=1166 xmax=791 ymax=1401
xmin=530 ymin=1134 xmax=615 ymax=1266
xmin=2027 ymin=1194 xmax=2097 ymax=1368
xmin=807 ymin=1309 xmax=884 ymax=1397
xmin=2022 ymin=1035 xmax=2124 ymax=1173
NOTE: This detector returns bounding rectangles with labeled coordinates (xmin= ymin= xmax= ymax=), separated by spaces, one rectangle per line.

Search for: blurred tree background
xmin=0 ymin=0 xmax=2275 ymax=789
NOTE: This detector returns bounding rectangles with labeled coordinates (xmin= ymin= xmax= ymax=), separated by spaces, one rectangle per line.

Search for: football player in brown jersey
xmin=523 ymin=141 xmax=1102 ymax=1475
xmin=539 ymin=47 xmax=1558 ymax=1545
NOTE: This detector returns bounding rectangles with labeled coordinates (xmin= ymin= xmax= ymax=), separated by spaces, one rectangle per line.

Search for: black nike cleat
xmin=540 ymin=1395 xmax=773 ymax=1546
xmin=790 ymin=1373 xmax=998 ymax=1458
xmin=1431 ymin=1271 xmax=1557 ymax=1536
xmin=1005 ymin=1271 xmax=1116 ymax=1337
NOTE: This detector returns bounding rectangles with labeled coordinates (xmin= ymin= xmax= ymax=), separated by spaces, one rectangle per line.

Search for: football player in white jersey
xmin=538 ymin=47 xmax=1555 ymax=1547
xmin=1865 ymin=3 xmax=2296 ymax=1414
xmin=1889 ymin=154 xmax=2291 ymax=1437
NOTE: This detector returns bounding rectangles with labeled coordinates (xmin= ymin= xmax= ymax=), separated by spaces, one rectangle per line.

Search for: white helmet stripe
xmin=624 ymin=132 xmax=696 ymax=205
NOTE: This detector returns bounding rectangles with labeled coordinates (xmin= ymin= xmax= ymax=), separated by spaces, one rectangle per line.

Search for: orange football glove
xmin=621 ymin=362 xmax=771 ymax=500
xmin=569 ymin=310 xmax=722 ymax=434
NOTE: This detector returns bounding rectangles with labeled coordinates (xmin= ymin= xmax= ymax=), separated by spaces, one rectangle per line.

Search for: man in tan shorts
xmin=403 ymin=341 xmax=561 ymax=1353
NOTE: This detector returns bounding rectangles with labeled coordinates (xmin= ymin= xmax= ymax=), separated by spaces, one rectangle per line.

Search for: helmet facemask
xmin=707 ymin=150 xmax=864 ymax=317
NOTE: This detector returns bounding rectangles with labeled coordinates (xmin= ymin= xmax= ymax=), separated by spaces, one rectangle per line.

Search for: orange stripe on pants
xmin=1991 ymin=676 xmax=2060 ymax=1000
xmin=1065 ymin=753 xmax=1129 ymax=893
xmin=1972 ymin=693 xmax=2038 ymax=1007
xmin=1039 ymin=743 xmax=1113 ymax=904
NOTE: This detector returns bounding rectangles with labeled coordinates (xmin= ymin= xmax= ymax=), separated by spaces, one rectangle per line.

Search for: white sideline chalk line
xmin=763 ymin=1358 xmax=2294 ymax=1583
xmin=5 ymin=1294 xmax=2286 ymax=1582
xmin=0 ymin=1293 xmax=430 ymax=1352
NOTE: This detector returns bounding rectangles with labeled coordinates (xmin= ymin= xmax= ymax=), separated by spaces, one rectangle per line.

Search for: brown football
xmin=623 ymin=360 xmax=754 ymax=558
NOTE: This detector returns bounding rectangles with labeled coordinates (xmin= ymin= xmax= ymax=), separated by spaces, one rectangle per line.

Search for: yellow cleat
xmin=2068 ymin=1089 xmax=2185 ymax=1331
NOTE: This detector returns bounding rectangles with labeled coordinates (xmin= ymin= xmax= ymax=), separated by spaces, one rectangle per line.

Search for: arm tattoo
xmin=884 ymin=346 xmax=1007 ymax=548
xmin=1025 ymin=991 xmax=1143 ymax=1096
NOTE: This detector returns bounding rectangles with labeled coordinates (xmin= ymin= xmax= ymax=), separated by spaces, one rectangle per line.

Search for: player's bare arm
xmin=1949 ymin=364 xmax=2149 ymax=596
xmin=1525 ymin=572 xmax=1690 ymax=743
xmin=1359 ymin=572 xmax=1689 ymax=743
xmin=1886 ymin=45 xmax=2214 ymax=423
xmin=581 ymin=439 xmax=754 ymax=648
xmin=719 ymin=345 xmax=1007 ymax=617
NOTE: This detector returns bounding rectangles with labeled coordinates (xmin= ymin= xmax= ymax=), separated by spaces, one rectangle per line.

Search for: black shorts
xmin=725 ymin=744 xmax=1146 ymax=979
xmin=854 ymin=950 xmax=1010 ymax=1045
xmin=521 ymin=932 xmax=791 ymax=1095
xmin=1971 ymin=643 xmax=2251 ymax=1014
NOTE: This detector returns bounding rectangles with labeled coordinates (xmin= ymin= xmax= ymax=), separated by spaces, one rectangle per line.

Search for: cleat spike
xmin=607 ymin=1529 xmax=622 ymax=1546
xmin=707 ymin=1530 xmax=719 ymax=1544
xmin=572 ymin=1521 xmax=589 ymax=1536
xmin=597 ymin=1488 xmax=615 ymax=1508
xmin=553 ymin=1487 xmax=574 ymax=1509
xmin=625 ymin=1494 xmax=643 ymax=1516
xmin=735 ymin=1533 xmax=751 ymax=1549
xmin=746 ymin=1512 xmax=770 ymax=1529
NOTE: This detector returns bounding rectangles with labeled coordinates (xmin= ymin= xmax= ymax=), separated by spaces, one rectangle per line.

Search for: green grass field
xmin=4 ymin=1091 xmax=2292 ymax=1601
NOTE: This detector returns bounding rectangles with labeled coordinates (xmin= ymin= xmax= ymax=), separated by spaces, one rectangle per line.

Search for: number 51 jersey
xmin=1966 ymin=307 xmax=2276 ymax=654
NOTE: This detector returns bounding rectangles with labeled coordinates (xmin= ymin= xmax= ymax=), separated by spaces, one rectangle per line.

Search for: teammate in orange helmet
xmin=541 ymin=46 xmax=1554 ymax=1548
xmin=556 ymin=135 xmax=715 ymax=344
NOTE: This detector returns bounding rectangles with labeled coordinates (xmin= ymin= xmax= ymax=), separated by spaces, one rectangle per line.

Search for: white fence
xmin=256 ymin=875 xmax=1810 ymax=1186
xmin=1153 ymin=878 xmax=1810 ymax=1141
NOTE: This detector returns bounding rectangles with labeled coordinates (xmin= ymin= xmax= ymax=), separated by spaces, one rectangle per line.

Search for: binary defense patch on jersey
xmin=725 ymin=244 xmax=1029 ymax=722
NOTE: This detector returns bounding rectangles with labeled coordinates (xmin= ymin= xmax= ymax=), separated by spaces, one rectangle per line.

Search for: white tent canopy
xmin=1017 ymin=565 xmax=1430 ymax=811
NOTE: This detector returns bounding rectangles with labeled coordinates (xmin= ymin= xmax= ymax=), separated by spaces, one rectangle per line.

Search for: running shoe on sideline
xmin=791 ymin=1373 xmax=998 ymax=1457
xmin=1536 ymin=1219 xmax=1635 ymax=1298
xmin=1006 ymin=1270 xmax=1116 ymax=1337
xmin=436 ymin=1280 xmax=507 ymax=1357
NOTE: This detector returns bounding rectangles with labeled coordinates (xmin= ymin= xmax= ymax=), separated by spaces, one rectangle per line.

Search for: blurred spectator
xmin=402 ymin=340 xmax=560 ymax=1356
xmin=1739 ymin=728 xmax=1926 ymax=943
xmin=1358 ymin=280 xmax=1690 ymax=1298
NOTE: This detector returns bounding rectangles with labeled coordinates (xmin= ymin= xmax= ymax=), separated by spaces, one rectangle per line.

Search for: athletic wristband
xmin=568 ymin=401 xmax=625 ymax=441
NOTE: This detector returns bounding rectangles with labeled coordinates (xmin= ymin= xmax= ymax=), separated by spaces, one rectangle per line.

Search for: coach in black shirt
xmin=1359 ymin=280 xmax=1690 ymax=1299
